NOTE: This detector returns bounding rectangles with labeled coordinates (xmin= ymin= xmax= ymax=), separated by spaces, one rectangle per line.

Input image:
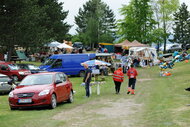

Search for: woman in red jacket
xmin=127 ymin=64 xmax=138 ymax=95
xmin=113 ymin=65 xmax=124 ymax=94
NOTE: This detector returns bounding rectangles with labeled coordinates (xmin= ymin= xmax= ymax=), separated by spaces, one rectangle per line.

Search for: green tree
xmin=75 ymin=0 xmax=116 ymax=48
xmin=0 ymin=0 xmax=70 ymax=61
xmin=38 ymin=0 xmax=71 ymax=43
xmin=152 ymin=0 xmax=179 ymax=52
xmin=118 ymin=0 xmax=156 ymax=44
xmin=0 ymin=0 xmax=44 ymax=61
xmin=150 ymin=28 xmax=165 ymax=50
xmin=173 ymin=3 xmax=190 ymax=47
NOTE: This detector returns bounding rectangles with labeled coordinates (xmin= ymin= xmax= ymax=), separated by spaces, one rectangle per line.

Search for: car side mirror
xmin=55 ymin=80 xmax=62 ymax=84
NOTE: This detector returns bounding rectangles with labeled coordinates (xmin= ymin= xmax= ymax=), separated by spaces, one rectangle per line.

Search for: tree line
xmin=0 ymin=0 xmax=190 ymax=61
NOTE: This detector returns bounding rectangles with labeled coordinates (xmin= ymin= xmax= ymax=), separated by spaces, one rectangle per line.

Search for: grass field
xmin=0 ymin=61 xmax=190 ymax=127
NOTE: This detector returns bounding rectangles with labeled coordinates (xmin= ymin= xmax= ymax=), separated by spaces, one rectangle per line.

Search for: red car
xmin=0 ymin=61 xmax=31 ymax=81
xmin=8 ymin=72 xmax=73 ymax=110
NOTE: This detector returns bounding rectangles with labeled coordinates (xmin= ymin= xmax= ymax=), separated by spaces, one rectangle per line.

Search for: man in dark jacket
xmin=83 ymin=63 xmax=92 ymax=97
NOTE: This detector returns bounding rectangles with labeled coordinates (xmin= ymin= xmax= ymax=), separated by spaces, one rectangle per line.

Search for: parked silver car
xmin=0 ymin=74 xmax=13 ymax=94
xmin=160 ymin=44 xmax=182 ymax=53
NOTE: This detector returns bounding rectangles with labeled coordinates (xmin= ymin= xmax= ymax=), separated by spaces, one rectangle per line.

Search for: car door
xmin=0 ymin=75 xmax=12 ymax=93
xmin=172 ymin=45 xmax=176 ymax=51
xmin=55 ymin=73 xmax=67 ymax=102
xmin=49 ymin=59 xmax=63 ymax=72
xmin=59 ymin=73 xmax=70 ymax=100
xmin=0 ymin=65 xmax=10 ymax=76
xmin=172 ymin=45 xmax=179 ymax=51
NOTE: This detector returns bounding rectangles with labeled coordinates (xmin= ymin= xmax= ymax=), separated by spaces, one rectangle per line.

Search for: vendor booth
xmin=114 ymin=40 xmax=131 ymax=53
xmin=114 ymin=40 xmax=148 ymax=53
xmin=129 ymin=47 xmax=159 ymax=66
xmin=99 ymin=43 xmax=114 ymax=53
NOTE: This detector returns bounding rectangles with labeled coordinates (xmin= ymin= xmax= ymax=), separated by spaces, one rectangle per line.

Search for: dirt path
xmin=53 ymin=98 xmax=142 ymax=127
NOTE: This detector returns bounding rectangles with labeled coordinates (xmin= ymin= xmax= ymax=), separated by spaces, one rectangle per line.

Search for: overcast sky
xmin=59 ymin=0 xmax=190 ymax=35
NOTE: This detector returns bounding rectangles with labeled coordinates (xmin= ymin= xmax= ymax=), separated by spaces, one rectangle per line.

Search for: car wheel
xmin=67 ymin=91 xmax=74 ymax=103
xmin=50 ymin=94 xmax=57 ymax=109
xmin=12 ymin=75 xmax=18 ymax=82
xmin=79 ymin=71 xmax=85 ymax=77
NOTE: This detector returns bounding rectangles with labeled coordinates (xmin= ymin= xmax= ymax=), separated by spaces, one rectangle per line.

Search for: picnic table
xmin=90 ymin=81 xmax=105 ymax=95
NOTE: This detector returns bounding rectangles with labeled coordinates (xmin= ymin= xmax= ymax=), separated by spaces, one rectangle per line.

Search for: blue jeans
xmin=85 ymin=82 xmax=90 ymax=97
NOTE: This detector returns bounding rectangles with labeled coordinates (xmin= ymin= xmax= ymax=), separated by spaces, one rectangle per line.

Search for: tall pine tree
xmin=75 ymin=0 xmax=116 ymax=48
xmin=173 ymin=3 xmax=190 ymax=47
xmin=38 ymin=0 xmax=71 ymax=43
xmin=0 ymin=0 xmax=70 ymax=61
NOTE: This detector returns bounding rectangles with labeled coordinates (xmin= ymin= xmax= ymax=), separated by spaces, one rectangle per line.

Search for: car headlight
xmin=18 ymin=72 xmax=25 ymax=75
xmin=38 ymin=89 xmax=50 ymax=96
xmin=9 ymin=91 xmax=14 ymax=98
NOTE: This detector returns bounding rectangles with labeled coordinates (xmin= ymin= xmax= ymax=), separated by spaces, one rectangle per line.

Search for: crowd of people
xmin=159 ymin=49 xmax=190 ymax=76
xmin=119 ymin=54 xmax=151 ymax=74
xmin=82 ymin=62 xmax=138 ymax=98
xmin=96 ymin=45 xmax=108 ymax=53
xmin=82 ymin=48 xmax=190 ymax=97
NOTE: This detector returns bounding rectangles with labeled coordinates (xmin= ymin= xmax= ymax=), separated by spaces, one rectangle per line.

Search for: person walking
xmin=127 ymin=64 xmax=138 ymax=95
xmin=113 ymin=65 xmax=124 ymax=94
xmin=83 ymin=63 xmax=92 ymax=97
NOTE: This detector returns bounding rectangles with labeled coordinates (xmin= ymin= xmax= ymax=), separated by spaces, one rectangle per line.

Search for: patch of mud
xmin=53 ymin=99 xmax=142 ymax=127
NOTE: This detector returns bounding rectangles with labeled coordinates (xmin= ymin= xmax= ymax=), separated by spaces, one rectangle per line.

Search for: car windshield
xmin=8 ymin=64 xmax=19 ymax=70
xmin=0 ymin=76 xmax=10 ymax=82
xmin=28 ymin=65 xmax=39 ymax=70
xmin=19 ymin=74 xmax=54 ymax=86
xmin=42 ymin=59 xmax=56 ymax=65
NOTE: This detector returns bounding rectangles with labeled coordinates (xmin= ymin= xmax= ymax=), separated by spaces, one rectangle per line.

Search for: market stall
xmin=129 ymin=47 xmax=159 ymax=66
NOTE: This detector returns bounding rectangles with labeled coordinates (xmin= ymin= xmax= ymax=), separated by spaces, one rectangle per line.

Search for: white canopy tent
xmin=57 ymin=43 xmax=73 ymax=49
xmin=129 ymin=47 xmax=159 ymax=65
xmin=47 ymin=41 xmax=61 ymax=47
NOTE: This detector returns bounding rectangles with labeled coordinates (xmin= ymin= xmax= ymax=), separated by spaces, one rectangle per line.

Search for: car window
xmin=0 ymin=76 xmax=10 ymax=82
xmin=28 ymin=65 xmax=39 ymax=70
xmin=59 ymin=73 xmax=67 ymax=82
xmin=52 ymin=59 xmax=62 ymax=68
xmin=173 ymin=45 xmax=179 ymax=48
xmin=19 ymin=74 xmax=53 ymax=85
xmin=0 ymin=65 xmax=8 ymax=71
xmin=18 ymin=65 xmax=28 ymax=70
xmin=42 ymin=58 xmax=56 ymax=65
xmin=8 ymin=64 xmax=19 ymax=70
xmin=55 ymin=74 xmax=61 ymax=81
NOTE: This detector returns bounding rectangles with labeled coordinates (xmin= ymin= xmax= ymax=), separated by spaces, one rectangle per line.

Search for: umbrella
xmin=81 ymin=59 xmax=111 ymax=66
xmin=47 ymin=41 xmax=61 ymax=47
xmin=57 ymin=43 xmax=73 ymax=49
